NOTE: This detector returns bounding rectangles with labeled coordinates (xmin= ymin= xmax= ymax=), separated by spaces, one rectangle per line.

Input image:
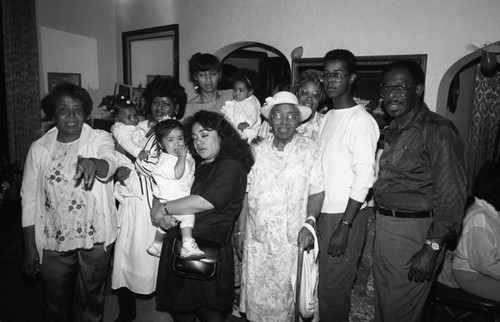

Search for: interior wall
xmin=35 ymin=0 xmax=500 ymax=117
xmin=36 ymin=0 xmax=117 ymax=120
xmin=115 ymin=0 xmax=500 ymax=112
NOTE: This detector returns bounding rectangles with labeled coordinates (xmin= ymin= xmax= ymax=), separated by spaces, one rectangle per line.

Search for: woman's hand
xmin=115 ymin=166 xmax=132 ymax=185
xmin=151 ymin=202 xmax=179 ymax=231
xmin=158 ymin=215 xmax=178 ymax=231
xmin=74 ymin=156 xmax=98 ymax=190
xmin=22 ymin=247 xmax=40 ymax=280
xmin=298 ymin=226 xmax=315 ymax=252
xmin=74 ymin=156 xmax=110 ymax=190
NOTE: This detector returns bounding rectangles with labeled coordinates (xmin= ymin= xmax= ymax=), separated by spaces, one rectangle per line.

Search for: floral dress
xmin=240 ymin=135 xmax=324 ymax=322
xmin=43 ymin=140 xmax=105 ymax=252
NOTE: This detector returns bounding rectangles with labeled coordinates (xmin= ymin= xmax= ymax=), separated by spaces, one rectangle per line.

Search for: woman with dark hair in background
xmin=111 ymin=76 xmax=187 ymax=322
xmin=182 ymin=53 xmax=234 ymax=119
xmin=151 ymin=110 xmax=254 ymax=322
xmin=21 ymin=83 xmax=118 ymax=321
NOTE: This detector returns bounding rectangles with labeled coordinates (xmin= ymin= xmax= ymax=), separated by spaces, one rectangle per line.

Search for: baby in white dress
xmin=110 ymin=101 xmax=149 ymax=161
xmin=148 ymin=119 xmax=204 ymax=259
xmin=221 ymin=73 xmax=261 ymax=142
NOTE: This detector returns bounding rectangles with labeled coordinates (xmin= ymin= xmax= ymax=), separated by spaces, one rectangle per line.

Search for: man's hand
xmin=405 ymin=245 xmax=439 ymax=282
xmin=115 ymin=166 xmax=132 ymax=186
xmin=234 ymin=233 xmax=245 ymax=261
xmin=328 ymin=224 xmax=350 ymax=256
xmin=298 ymin=226 xmax=315 ymax=252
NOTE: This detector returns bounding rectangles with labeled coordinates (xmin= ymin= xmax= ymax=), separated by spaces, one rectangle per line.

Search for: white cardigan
xmin=21 ymin=124 xmax=118 ymax=262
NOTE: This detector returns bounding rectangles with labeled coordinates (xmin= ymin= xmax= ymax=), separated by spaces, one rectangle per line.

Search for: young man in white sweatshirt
xmin=313 ymin=49 xmax=379 ymax=321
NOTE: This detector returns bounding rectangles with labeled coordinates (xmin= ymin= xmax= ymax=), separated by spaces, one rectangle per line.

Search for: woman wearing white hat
xmin=236 ymin=91 xmax=325 ymax=321
xmin=253 ymin=72 xmax=327 ymax=143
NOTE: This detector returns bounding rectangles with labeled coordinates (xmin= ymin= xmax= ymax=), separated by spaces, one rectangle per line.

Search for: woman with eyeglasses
xmin=182 ymin=53 xmax=234 ymax=120
xmin=255 ymin=69 xmax=327 ymax=143
xmin=236 ymin=91 xmax=325 ymax=321
xmin=111 ymin=76 xmax=187 ymax=322
xmin=292 ymin=69 xmax=328 ymax=141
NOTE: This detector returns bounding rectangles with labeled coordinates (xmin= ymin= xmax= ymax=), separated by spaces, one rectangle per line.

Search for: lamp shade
xmin=291 ymin=46 xmax=303 ymax=60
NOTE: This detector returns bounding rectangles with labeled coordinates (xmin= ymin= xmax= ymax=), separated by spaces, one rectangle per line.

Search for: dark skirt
xmin=156 ymin=228 xmax=235 ymax=314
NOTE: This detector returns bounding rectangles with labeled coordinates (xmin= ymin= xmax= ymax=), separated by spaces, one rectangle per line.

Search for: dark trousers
xmin=116 ymin=287 xmax=137 ymax=321
xmin=40 ymin=243 xmax=111 ymax=322
xmin=373 ymin=214 xmax=443 ymax=322
xmin=317 ymin=208 xmax=369 ymax=322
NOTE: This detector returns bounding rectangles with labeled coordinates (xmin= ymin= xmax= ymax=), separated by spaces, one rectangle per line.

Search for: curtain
xmin=466 ymin=65 xmax=500 ymax=194
xmin=2 ymin=0 xmax=40 ymax=165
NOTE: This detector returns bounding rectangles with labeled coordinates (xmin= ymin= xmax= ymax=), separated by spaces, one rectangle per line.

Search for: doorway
xmin=216 ymin=42 xmax=290 ymax=104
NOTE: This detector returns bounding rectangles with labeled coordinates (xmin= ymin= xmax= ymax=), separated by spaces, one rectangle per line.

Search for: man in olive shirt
xmin=373 ymin=60 xmax=467 ymax=322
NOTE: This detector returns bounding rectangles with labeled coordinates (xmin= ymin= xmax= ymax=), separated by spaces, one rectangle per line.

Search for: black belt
xmin=376 ymin=206 xmax=433 ymax=218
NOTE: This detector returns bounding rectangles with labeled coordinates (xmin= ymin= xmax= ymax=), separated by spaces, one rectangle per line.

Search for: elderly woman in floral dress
xmin=236 ymin=91 xmax=325 ymax=321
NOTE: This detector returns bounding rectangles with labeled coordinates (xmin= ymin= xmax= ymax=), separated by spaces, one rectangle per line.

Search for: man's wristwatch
xmin=425 ymin=239 xmax=440 ymax=251
xmin=340 ymin=220 xmax=352 ymax=228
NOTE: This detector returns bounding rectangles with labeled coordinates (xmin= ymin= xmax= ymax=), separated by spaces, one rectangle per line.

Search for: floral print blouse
xmin=43 ymin=140 xmax=105 ymax=252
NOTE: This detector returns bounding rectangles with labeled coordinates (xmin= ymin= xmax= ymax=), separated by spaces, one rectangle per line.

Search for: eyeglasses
xmin=320 ymin=71 xmax=349 ymax=83
xmin=298 ymin=88 xmax=322 ymax=101
xmin=271 ymin=112 xmax=300 ymax=122
xmin=379 ymin=85 xmax=416 ymax=98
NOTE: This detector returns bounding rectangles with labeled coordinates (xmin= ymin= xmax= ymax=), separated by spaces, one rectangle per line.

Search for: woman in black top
xmin=151 ymin=110 xmax=254 ymax=322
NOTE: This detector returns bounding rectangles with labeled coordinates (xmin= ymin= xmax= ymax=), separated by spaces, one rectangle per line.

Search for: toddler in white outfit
xmin=221 ymin=73 xmax=261 ymax=142
xmin=148 ymin=119 xmax=205 ymax=259
xmin=110 ymin=100 xmax=149 ymax=161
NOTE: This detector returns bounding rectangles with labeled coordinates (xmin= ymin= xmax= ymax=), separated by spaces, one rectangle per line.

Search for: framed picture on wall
xmin=47 ymin=72 xmax=81 ymax=92
xmin=114 ymin=83 xmax=133 ymax=101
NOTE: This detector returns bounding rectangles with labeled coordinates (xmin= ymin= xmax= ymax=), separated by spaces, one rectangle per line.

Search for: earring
xmin=194 ymin=85 xmax=199 ymax=90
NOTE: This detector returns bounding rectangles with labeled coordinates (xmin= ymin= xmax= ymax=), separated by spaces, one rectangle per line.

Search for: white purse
xmin=291 ymin=222 xmax=319 ymax=320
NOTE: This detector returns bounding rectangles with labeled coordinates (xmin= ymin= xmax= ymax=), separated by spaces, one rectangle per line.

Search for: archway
xmin=436 ymin=40 xmax=500 ymax=194
xmin=214 ymin=42 xmax=291 ymax=103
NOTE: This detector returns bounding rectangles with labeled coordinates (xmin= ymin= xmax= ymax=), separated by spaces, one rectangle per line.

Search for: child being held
xmin=221 ymin=72 xmax=261 ymax=142
xmin=110 ymin=100 xmax=149 ymax=161
xmin=147 ymin=119 xmax=204 ymax=259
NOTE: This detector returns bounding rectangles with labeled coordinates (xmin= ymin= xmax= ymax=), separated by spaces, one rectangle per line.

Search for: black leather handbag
xmin=170 ymin=237 xmax=224 ymax=280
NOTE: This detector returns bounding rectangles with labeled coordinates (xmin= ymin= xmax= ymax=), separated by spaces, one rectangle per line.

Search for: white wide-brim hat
xmin=260 ymin=91 xmax=312 ymax=122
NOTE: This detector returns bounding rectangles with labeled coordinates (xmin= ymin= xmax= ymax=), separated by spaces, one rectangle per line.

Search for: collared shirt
xmin=373 ymin=104 xmax=467 ymax=239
